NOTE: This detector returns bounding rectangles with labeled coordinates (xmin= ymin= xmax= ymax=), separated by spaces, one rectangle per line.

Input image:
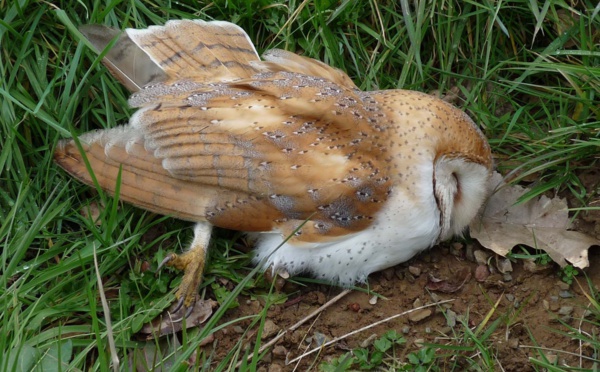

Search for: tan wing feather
xmin=126 ymin=20 xmax=259 ymax=82
xmin=80 ymin=25 xmax=167 ymax=92
xmin=257 ymin=49 xmax=359 ymax=90
xmin=80 ymin=20 xmax=260 ymax=92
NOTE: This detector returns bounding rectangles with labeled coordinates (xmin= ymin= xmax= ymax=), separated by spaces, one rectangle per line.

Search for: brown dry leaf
xmin=138 ymin=299 xmax=217 ymax=340
xmin=80 ymin=201 xmax=103 ymax=226
xmin=425 ymin=268 xmax=471 ymax=293
xmin=470 ymin=172 xmax=599 ymax=269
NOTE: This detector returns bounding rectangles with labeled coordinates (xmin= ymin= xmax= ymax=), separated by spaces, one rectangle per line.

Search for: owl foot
xmin=158 ymin=222 xmax=213 ymax=314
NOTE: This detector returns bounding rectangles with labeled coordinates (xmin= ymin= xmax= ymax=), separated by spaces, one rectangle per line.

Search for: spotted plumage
xmin=55 ymin=19 xmax=492 ymax=308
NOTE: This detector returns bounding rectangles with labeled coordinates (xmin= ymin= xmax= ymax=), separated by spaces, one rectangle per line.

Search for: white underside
xmin=251 ymin=174 xmax=441 ymax=286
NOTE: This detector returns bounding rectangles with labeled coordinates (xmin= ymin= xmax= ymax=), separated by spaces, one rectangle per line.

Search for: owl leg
xmin=158 ymin=221 xmax=213 ymax=312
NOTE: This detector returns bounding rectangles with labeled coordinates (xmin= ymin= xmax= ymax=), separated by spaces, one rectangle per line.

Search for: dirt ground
xmin=210 ymin=243 xmax=599 ymax=371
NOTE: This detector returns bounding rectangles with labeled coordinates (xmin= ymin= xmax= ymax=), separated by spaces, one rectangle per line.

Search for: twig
xmin=287 ymin=299 xmax=454 ymax=365
xmin=520 ymin=345 xmax=598 ymax=363
xmin=236 ymin=289 xmax=352 ymax=368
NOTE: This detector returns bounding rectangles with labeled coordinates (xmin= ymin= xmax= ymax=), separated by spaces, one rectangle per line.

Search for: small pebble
xmin=289 ymin=331 xmax=302 ymax=344
xmin=496 ymin=258 xmax=513 ymax=273
xmin=408 ymin=266 xmax=421 ymax=277
xmin=558 ymin=306 xmax=573 ymax=316
xmin=369 ymin=295 xmax=378 ymax=305
xmin=408 ymin=309 xmax=432 ymax=322
xmin=474 ymin=250 xmax=490 ymax=265
xmin=542 ymin=300 xmax=549 ymax=310
xmin=261 ymin=320 xmax=280 ymax=340
xmin=450 ymin=243 xmax=463 ymax=257
xmin=505 ymin=294 xmax=515 ymax=302
xmin=557 ymin=281 xmax=570 ymax=290
xmin=395 ymin=268 xmax=405 ymax=280
xmin=313 ymin=331 xmax=329 ymax=346
xmin=465 ymin=244 xmax=475 ymax=262
xmin=545 ymin=354 xmax=558 ymax=364
xmin=502 ymin=273 xmax=513 ymax=282
xmin=523 ymin=259 xmax=551 ymax=273
xmin=268 ymin=364 xmax=283 ymax=372
xmin=446 ymin=309 xmax=457 ymax=327
xmin=272 ymin=346 xmax=287 ymax=357
xmin=233 ymin=326 xmax=244 ymax=334
xmin=348 ymin=303 xmax=361 ymax=312
xmin=559 ymin=290 xmax=574 ymax=299
xmin=438 ymin=326 xmax=452 ymax=334
xmin=425 ymin=327 xmax=432 ymax=333
xmin=402 ymin=325 xmax=411 ymax=334
xmin=315 ymin=291 xmax=326 ymax=305
xmin=413 ymin=298 xmax=423 ymax=308
xmin=452 ymin=242 xmax=464 ymax=250
xmin=360 ymin=334 xmax=378 ymax=348
xmin=382 ymin=267 xmax=395 ymax=281
xmin=560 ymin=315 xmax=573 ymax=324
xmin=475 ymin=265 xmax=490 ymax=282
xmin=508 ymin=338 xmax=519 ymax=349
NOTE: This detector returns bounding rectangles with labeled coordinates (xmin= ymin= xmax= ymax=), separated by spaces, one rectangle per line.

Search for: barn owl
xmin=55 ymin=19 xmax=492 ymax=311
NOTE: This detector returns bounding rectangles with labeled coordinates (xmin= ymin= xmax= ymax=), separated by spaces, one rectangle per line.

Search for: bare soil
xmin=211 ymin=243 xmax=599 ymax=371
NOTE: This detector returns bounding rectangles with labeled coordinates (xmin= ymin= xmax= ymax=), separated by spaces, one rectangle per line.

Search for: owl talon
xmin=169 ymin=301 xmax=196 ymax=323
xmin=172 ymin=295 xmax=185 ymax=314
xmin=158 ymin=223 xmax=212 ymax=311
xmin=185 ymin=304 xmax=194 ymax=318
xmin=157 ymin=253 xmax=176 ymax=271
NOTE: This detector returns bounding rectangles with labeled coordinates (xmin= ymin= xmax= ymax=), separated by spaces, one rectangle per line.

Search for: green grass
xmin=1 ymin=0 xmax=599 ymax=370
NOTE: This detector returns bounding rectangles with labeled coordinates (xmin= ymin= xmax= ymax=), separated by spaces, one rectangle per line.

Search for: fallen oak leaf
xmin=470 ymin=172 xmax=599 ymax=269
xmin=138 ymin=299 xmax=217 ymax=340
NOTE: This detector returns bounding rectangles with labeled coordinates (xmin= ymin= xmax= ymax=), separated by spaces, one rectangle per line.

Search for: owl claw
xmin=169 ymin=301 xmax=196 ymax=323
xmin=184 ymin=304 xmax=194 ymax=318
xmin=172 ymin=295 xmax=186 ymax=314
xmin=157 ymin=253 xmax=176 ymax=271
xmin=157 ymin=245 xmax=207 ymax=311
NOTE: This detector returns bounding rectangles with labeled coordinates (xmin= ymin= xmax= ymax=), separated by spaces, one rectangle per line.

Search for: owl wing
xmin=81 ymin=20 xmax=260 ymax=91
xmin=56 ymin=20 xmax=391 ymax=242
xmin=80 ymin=20 xmax=356 ymax=91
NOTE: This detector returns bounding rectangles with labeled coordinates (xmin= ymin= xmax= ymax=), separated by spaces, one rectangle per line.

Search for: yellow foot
xmin=158 ymin=222 xmax=212 ymax=314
